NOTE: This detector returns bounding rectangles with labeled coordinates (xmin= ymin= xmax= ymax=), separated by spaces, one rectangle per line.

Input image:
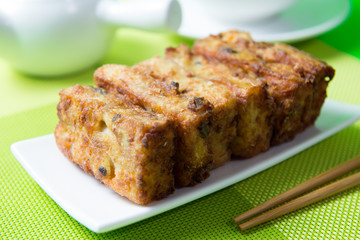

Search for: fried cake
xmin=94 ymin=65 xmax=215 ymax=187
xmin=55 ymin=31 xmax=335 ymax=205
xmin=137 ymin=45 xmax=238 ymax=167
xmin=160 ymin=44 xmax=273 ymax=158
xmin=55 ymin=85 xmax=176 ymax=205
xmin=193 ymin=30 xmax=335 ymax=145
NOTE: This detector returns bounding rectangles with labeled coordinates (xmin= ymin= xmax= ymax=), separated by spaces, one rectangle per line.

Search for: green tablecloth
xmin=1 ymin=1 xmax=360 ymax=239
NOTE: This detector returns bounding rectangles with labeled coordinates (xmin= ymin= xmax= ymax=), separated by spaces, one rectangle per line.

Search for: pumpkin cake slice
xmin=193 ymin=30 xmax=335 ymax=145
xmin=55 ymin=85 xmax=176 ymax=205
xmin=95 ymin=65 xmax=214 ymax=187
xmin=136 ymin=46 xmax=238 ymax=168
xmin=159 ymin=44 xmax=273 ymax=158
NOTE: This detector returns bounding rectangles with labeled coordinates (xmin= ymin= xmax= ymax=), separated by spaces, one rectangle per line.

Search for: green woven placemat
xmin=2 ymin=1 xmax=360 ymax=237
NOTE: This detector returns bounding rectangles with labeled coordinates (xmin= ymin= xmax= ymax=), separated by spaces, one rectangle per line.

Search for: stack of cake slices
xmin=55 ymin=31 xmax=335 ymax=205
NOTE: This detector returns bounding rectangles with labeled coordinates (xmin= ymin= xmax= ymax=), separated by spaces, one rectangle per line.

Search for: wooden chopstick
xmin=238 ymin=171 xmax=360 ymax=230
xmin=233 ymin=156 xmax=360 ymax=230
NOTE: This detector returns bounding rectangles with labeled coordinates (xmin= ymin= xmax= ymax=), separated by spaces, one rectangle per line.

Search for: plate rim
xmin=177 ymin=0 xmax=351 ymax=42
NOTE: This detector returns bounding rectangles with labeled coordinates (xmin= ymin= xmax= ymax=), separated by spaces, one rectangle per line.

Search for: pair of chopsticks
xmin=233 ymin=156 xmax=360 ymax=231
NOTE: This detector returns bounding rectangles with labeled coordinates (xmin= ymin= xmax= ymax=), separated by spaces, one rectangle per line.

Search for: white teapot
xmin=0 ymin=0 xmax=181 ymax=77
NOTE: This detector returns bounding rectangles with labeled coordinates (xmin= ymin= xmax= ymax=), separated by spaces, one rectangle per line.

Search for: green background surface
xmin=1 ymin=0 xmax=360 ymax=239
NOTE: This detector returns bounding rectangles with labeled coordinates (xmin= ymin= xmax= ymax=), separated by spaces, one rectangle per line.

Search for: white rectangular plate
xmin=11 ymin=99 xmax=360 ymax=233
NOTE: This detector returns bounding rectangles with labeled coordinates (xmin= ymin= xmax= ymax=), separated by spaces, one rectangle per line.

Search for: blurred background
xmin=2 ymin=0 xmax=360 ymax=239
xmin=0 ymin=0 xmax=355 ymax=119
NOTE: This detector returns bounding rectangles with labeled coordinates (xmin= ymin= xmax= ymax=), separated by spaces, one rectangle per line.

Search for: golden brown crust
xmin=94 ymin=65 xmax=215 ymax=187
xmin=55 ymin=85 xmax=176 ymax=205
xmin=161 ymin=44 xmax=273 ymax=157
xmin=193 ymin=30 xmax=334 ymax=145
xmin=136 ymin=44 xmax=238 ymax=167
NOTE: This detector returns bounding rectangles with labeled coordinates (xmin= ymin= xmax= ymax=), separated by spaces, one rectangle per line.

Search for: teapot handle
xmin=96 ymin=0 xmax=182 ymax=32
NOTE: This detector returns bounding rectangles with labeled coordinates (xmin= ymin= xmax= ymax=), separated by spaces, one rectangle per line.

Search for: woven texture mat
xmin=1 ymin=1 xmax=360 ymax=238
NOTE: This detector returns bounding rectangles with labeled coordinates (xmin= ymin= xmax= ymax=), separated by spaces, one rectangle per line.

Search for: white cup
xmin=183 ymin=0 xmax=298 ymax=23
xmin=0 ymin=0 xmax=181 ymax=77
